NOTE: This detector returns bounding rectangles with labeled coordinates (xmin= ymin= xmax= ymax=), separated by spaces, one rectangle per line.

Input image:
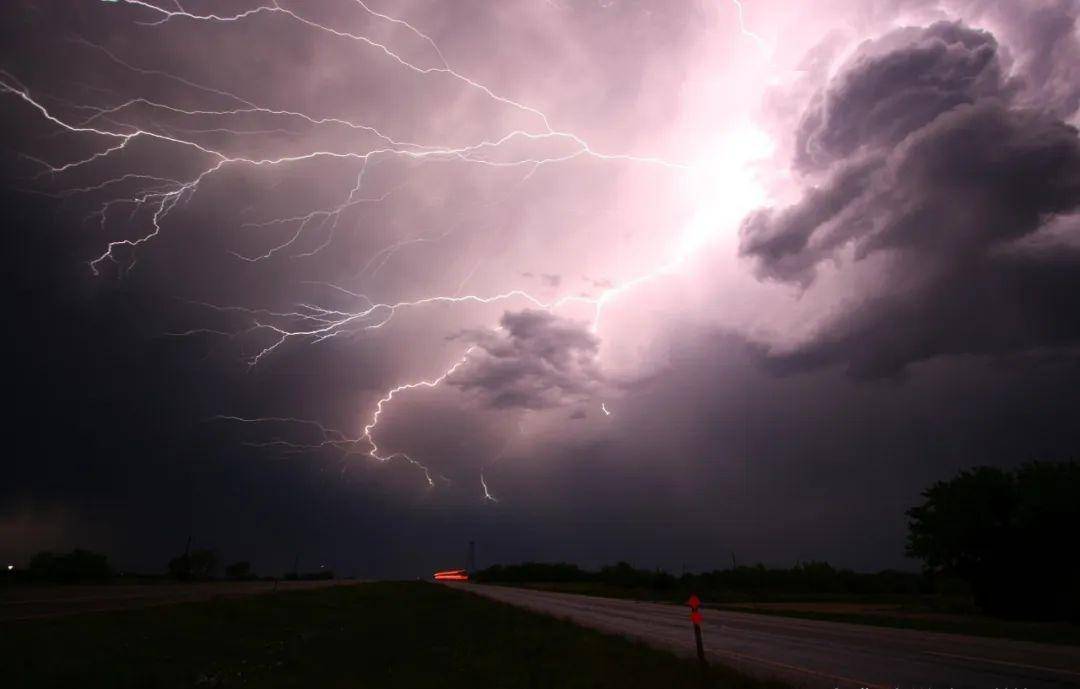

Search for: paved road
xmin=1 ymin=580 xmax=349 ymax=622
xmin=458 ymin=584 xmax=1080 ymax=689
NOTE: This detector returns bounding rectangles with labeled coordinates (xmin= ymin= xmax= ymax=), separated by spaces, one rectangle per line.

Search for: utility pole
xmin=182 ymin=534 xmax=192 ymax=581
xmin=468 ymin=541 xmax=476 ymax=573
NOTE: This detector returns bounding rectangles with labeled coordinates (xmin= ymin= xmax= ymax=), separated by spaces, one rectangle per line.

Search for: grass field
xmin=499 ymin=581 xmax=1080 ymax=646
xmin=3 ymin=582 xmax=786 ymax=688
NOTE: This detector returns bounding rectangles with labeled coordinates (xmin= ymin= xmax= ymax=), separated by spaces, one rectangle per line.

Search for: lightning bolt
xmin=481 ymin=473 xmax=498 ymax=503
xmin=359 ymin=348 xmax=477 ymax=486
xmin=729 ymin=0 xmax=770 ymax=55
xmin=3 ymin=0 xmax=763 ymax=494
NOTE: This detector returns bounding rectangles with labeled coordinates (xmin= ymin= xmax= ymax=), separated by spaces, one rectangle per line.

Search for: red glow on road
xmin=434 ymin=569 xmax=469 ymax=581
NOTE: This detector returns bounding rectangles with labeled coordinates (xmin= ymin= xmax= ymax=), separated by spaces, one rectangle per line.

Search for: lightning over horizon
xmin=30 ymin=0 xmax=1065 ymax=508
xmin=1 ymin=0 xmax=771 ymax=498
xmin=6 ymin=0 xmax=1080 ymax=591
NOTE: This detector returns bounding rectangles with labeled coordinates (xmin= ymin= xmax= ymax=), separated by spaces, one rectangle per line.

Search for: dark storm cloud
xmin=448 ymin=309 xmax=602 ymax=410
xmin=740 ymin=19 xmax=1080 ymax=376
xmin=998 ymin=0 xmax=1080 ymax=118
xmin=0 ymin=0 xmax=711 ymax=576
xmin=6 ymin=0 xmax=1080 ymax=581
xmin=738 ymin=156 xmax=883 ymax=284
xmin=932 ymin=0 xmax=1080 ymax=119
xmin=793 ymin=21 xmax=1008 ymax=171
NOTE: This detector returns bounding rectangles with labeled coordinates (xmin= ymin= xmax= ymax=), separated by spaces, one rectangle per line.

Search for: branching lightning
xmin=3 ymin=0 xmax=766 ymax=498
xmin=729 ymin=0 xmax=770 ymax=55
xmin=480 ymin=473 xmax=498 ymax=503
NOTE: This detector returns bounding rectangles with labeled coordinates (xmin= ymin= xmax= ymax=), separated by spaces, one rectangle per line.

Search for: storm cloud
xmin=3 ymin=0 xmax=1080 ymax=578
xmin=740 ymin=20 xmax=1080 ymax=375
xmin=449 ymin=310 xmax=602 ymax=410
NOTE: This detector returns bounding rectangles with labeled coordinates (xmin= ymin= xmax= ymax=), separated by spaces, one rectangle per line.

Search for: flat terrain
xmin=3 ymin=582 xmax=781 ymax=688
xmin=0 ymin=580 xmax=342 ymax=622
xmin=461 ymin=583 xmax=1080 ymax=689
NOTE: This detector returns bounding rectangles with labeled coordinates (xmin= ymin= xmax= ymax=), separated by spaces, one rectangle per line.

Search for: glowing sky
xmin=2 ymin=0 xmax=1079 ymax=575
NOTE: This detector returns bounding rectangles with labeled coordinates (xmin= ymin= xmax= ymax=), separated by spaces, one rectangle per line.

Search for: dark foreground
xmin=2 ymin=582 xmax=782 ymax=689
xmin=0 ymin=580 xmax=344 ymax=622
xmin=461 ymin=583 xmax=1080 ymax=689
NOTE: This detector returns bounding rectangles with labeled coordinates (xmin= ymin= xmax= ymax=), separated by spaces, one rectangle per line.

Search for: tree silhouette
xmin=225 ymin=561 xmax=253 ymax=580
xmin=907 ymin=461 xmax=1080 ymax=620
xmin=168 ymin=548 xmax=220 ymax=581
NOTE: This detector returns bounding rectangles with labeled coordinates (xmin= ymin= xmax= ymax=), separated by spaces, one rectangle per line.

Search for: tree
xmin=188 ymin=549 xmax=219 ymax=579
xmin=225 ymin=561 xmax=253 ymax=580
xmin=167 ymin=552 xmax=191 ymax=581
xmin=906 ymin=461 xmax=1080 ymax=620
xmin=168 ymin=548 xmax=219 ymax=581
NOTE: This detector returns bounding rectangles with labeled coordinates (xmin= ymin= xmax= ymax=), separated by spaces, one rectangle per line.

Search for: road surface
xmin=1 ymin=580 xmax=349 ymax=622
xmin=458 ymin=583 xmax=1080 ymax=689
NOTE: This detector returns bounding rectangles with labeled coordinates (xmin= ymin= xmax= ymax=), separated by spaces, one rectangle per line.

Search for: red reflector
xmin=690 ymin=610 xmax=703 ymax=625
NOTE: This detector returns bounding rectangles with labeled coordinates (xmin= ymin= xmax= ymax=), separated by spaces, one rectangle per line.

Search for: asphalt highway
xmin=458 ymin=583 xmax=1080 ymax=689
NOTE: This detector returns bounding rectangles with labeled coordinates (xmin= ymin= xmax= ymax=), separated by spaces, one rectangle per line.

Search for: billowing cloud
xmin=1002 ymin=1 xmax=1080 ymax=118
xmin=448 ymin=310 xmax=602 ymax=410
xmin=794 ymin=21 xmax=1008 ymax=171
xmin=5 ymin=0 xmax=1080 ymax=578
xmin=740 ymin=20 xmax=1080 ymax=376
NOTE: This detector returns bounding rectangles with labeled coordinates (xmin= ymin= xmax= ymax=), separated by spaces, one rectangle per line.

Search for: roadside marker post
xmin=687 ymin=594 xmax=707 ymax=680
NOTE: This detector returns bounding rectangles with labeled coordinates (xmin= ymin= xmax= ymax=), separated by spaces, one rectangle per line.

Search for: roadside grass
xmin=3 ymin=581 xmax=787 ymax=689
xmin=496 ymin=582 xmax=1080 ymax=647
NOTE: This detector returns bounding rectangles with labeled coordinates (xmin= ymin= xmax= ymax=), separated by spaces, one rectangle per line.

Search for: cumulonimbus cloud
xmin=448 ymin=309 xmax=603 ymax=410
xmin=739 ymin=19 xmax=1080 ymax=376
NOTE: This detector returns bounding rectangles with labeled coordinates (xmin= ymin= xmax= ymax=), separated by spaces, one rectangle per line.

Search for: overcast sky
xmin=2 ymin=0 xmax=1079 ymax=577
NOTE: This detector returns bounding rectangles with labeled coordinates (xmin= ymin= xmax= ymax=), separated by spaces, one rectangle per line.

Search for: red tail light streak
xmin=434 ymin=569 xmax=469 ymax=581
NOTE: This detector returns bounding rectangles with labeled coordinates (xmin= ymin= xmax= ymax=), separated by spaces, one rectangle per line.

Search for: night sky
xmin=2 ymin=0 xmax=1079 ymax=578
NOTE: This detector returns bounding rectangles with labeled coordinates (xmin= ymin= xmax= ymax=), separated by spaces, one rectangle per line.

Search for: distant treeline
xmin=474 ymin=560 xmax=938 ymax=598
xmin=478 ymin=461 xmax=1080 ymax=622
xmin=3 ymin=548 xmax=333 ymax=584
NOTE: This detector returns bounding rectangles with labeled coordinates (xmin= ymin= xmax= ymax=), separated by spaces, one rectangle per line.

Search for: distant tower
xmin=468 ymin=541 xmax=476 ymax=573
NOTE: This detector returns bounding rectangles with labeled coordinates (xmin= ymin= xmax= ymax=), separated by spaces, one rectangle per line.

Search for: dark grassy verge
xmin=496 ymin=581 xmax=1080 ymax=647
xmin=3 ymin=581 xmax=787 ymax=689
